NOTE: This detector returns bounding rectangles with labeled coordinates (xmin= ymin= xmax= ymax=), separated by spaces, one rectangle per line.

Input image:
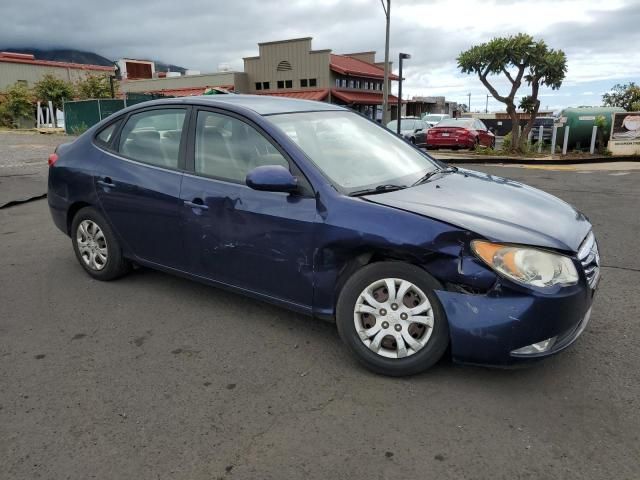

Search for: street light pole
xmin=396 ymin=53 xmax=411 ymax=135
xmin=381 ymin=0 xmax=391 ymax=125
xmin=485 ymin=94 xmax=489 ymax=113
xmin=467 ymin=92 xmax=471 ymax=113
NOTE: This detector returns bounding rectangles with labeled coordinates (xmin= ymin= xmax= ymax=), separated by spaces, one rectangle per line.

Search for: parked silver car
xmin=386 ymin=117 xmax=428 ymax=146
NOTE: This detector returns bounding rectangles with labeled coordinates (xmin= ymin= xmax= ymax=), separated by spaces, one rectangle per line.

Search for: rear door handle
xmin=97 ymin=178 xmax=116 ymax=188
xmin=184 ymin=199 xmax=209 ymax=210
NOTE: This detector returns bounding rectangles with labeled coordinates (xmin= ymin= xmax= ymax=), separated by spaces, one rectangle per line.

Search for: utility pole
xmin=467 ymin=92 xmax=471 ymax=113
xmin=485 ymin=94 xmax=489 ymax=113
xmin=381 ymin=0 xmax=391 ymax=125
xmin=396 ymin=53 xmax=411 ymax=134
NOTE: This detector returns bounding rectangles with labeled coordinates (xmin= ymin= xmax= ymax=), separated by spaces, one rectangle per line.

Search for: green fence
xmin=64 ymin=99 xmax=125 ymax=135
xmin=63 ymin=94 xmax=173 ymax=134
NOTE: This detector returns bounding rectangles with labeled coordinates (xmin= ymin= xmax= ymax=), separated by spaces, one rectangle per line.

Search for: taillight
xmin=48 ymin=153 xmax=59 ymax=167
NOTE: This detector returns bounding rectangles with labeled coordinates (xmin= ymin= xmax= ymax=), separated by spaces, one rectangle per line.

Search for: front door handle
xmin=97 ymin=177 xmax=115 ymax=188
xmin=184 ymin=199 xmax=209 ymax=210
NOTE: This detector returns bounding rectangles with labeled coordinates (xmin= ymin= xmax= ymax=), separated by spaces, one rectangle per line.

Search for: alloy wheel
xmin=353 ymin=278 xmax=434 ymax=359
xmin=76 ymin=220 xmax=108 ymax=271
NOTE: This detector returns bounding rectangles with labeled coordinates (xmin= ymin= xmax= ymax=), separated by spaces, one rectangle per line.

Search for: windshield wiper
xmin=411 ymin=166 xmax=458 ymax=187
xmin=349 ymin=184 xmax=407 ymax=197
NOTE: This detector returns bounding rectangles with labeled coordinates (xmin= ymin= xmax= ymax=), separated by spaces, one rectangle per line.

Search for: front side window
xmin=194 ymin=111 xmax=289 ymax=183
xmin=269 ymin=111 xmax=437 ymax=193
xmin=118 ymin=109 xmax=186 ymax=169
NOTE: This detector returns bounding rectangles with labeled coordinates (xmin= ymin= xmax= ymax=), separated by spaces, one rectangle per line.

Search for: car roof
xmin=135 ymin=94 xmax=347 ymax=116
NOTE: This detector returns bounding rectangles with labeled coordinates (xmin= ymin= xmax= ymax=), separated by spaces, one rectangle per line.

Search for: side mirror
xmin=246 ymin=165 xmax=298 ymax=193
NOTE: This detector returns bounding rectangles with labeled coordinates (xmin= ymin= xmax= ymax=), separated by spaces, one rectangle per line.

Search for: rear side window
xmin=118 ymin=109 xmax=186 ymax=169
xmin=95 ymin=121 xmax=120 ymax=146
xmin=194 ymin=111 xmax=288 ymax=183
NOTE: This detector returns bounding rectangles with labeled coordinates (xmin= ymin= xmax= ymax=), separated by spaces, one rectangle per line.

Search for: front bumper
xmin=435 ymin=282 xmax=595 ymax=366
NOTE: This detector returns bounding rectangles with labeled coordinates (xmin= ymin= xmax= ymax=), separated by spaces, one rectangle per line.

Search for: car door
xmin=415 ymin=120 xmax=428 ymax=146
xmin=180 ymin=108 xmax=318 ymax=308
xmin=94 ymin=106 xmax=189 ymax=269
xmin=475 ymin=119 xmax=492 ymax=146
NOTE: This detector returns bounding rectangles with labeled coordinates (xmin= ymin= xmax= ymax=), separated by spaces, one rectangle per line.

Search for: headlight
xmin=471 ymin=240 xmax=578 ymax=288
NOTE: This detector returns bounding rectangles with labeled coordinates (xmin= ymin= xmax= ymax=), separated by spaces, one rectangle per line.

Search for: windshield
xmin=269 ymin=111 xmax=438 ymax=193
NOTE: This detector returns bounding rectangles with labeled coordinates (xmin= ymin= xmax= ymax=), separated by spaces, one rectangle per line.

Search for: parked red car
xmin=426 ymin=118 xmax=495 ymax=150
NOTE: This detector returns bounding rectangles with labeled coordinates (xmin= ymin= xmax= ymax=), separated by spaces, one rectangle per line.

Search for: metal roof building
xmin=0 ymin=52 xmax=114 ymax=90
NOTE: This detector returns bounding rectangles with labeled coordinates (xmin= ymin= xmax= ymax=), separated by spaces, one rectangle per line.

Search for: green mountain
xmin=1 ymin=48 xmax=186 ymax=73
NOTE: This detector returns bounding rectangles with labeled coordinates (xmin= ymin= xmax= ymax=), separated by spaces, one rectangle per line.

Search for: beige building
xmin=119 ymin=37 xmax=398 ymax=119
xmin=244 ymin=37 xmax=399 ymax=119
xmin=0 ymin=51 xmax=114 ymax=90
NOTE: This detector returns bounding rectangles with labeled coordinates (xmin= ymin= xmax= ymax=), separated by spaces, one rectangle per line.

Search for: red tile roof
xmin=0 ymin=52 xmax=114 ymax=72
xmin=330 ymin=54 xmax=399 ymax=80
xmin=138 ymin=85 xmax=235 ymax=97
xmin=255 ymin=88 xmax=329 ymax=101
xmin=331 ymin=88 xmax=399 ymax=105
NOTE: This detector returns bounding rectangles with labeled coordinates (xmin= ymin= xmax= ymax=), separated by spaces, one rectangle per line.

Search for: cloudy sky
xmin=2 ymin=0 xmax=639 ymax=111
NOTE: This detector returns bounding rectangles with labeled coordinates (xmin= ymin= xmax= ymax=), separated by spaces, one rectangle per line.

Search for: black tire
xmin=336 ymin=261 xmax=450 ymax=376
xmin=410 ymin=137 xmax=416 ymax=145
xmin=491 ymin=138 xmax=496 ymax=149
xmin=471 ymin=137 xmax=480 ymax=150
xmin=71 ymin=206 xmax=131 ymax=281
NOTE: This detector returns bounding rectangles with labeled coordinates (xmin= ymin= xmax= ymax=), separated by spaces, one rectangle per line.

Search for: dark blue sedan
xmin=48 ymin=95 xmax=599 ymax=376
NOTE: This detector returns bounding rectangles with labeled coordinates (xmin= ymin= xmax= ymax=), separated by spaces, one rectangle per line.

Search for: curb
xmin=434 ymin=155 xmax=640 ymax=165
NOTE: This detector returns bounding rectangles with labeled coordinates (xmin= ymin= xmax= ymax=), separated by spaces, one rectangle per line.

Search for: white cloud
xmin=1 ymin=0 xmax=638 ymax=110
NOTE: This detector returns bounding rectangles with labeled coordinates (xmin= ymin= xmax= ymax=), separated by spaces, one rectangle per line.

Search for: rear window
xmin=436 ymin=118 xmax=474 ymax=128
xmin=117 ymin=109 xmax=186 ymax=169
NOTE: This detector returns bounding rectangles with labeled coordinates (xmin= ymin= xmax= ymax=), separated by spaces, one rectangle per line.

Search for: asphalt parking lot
xmin=1 ymin=132 xmax=639 ymax=479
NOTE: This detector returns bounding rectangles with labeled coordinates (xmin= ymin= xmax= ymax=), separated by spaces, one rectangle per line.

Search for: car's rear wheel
xmin=71 ymin=207 xmax=130 ymax=281
xmin=336 ymin=262 xmax=450 ymax=376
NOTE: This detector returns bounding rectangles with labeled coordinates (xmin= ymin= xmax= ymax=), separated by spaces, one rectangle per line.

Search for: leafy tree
xmin=76 ymin=74 xmax=114 ymax=99
xmin=602 ymin=82 xmax=640 ymax=111
xmin=33 ymin=74 xmax=74 ymax=123
xmin=458 ymin=33 xmax=567 ymax=152
xmin=0 ymin=82 xmax=34 ymax=128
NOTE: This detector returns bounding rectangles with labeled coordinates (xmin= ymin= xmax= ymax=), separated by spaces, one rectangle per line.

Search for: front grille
xmin=577 ymin=231 xmax=600 ymax=288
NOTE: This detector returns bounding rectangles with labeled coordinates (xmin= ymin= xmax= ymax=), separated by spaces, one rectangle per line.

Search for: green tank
xmin=556 ymin=107 xmax=626 ymax=150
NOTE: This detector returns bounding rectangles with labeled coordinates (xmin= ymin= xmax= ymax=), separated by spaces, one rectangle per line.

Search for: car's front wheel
xmin=71 ymin=206 xmax=131 ymax=281
xmin=336 ymin=262 xmax=450 ymax=376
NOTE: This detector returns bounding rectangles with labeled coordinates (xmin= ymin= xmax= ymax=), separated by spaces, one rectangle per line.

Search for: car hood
xmin=364 ymin=168 xmax=591 ymax=252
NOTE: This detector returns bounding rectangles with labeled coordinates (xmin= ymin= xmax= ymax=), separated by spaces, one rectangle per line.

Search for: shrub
xmin=76 ymin=74 xmax=114 ymax=99
xmin=33 ymin=74 xmax=74 ymax=122
xmin=0 ymin=82 xmax=34 ymax=128
xmin=501 ymin=132 xmax=512 ymax=151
